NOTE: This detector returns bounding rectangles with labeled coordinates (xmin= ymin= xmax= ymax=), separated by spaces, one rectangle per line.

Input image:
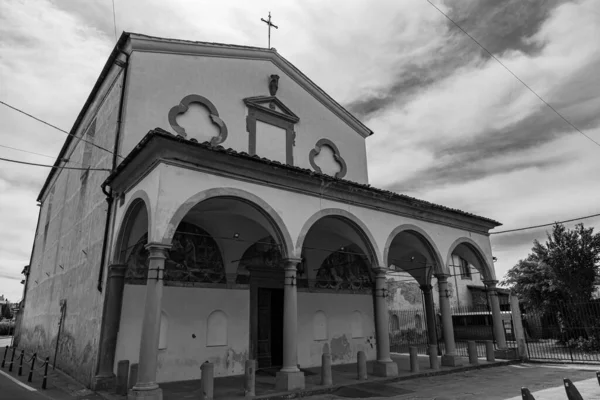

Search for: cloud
xmin=0 ymin=0 xmax=599 ymax=301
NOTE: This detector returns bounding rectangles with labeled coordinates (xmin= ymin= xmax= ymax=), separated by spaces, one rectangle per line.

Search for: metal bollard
xmin=485 ymin=340 xmax=495 ymax=362
xmin=200 ymin=361 xmax=214 ymax=400
xmin=244 ymin=360 xmax=256 ymax=397
xmin=1 ymin=346 xmax=7 ymax=368
xmin=116 ymin=360 xmax=129 ymax=395
xmin=467 ymin=341 xmax=478 ymax=365
xmin=521 ymin=387 xmax=536 ymax=400
xmin=8 ymin=347 xmax=15 ymax=372
xmin=18 ymin=350 xmax=24 ymax=376
xmin=321 ymin=353 xmax=332 ymax=386
xmin=27 ymin=353 xmax=36 ymax=382
xmin=129 ymin=363 xmax=138 ymax=390
xmin=564 ymin=378 xmax=584 ymax=400
xmin=42 ymin=357 xmax=49 ymax=390
xmin=409 ymin=347 xmax=419 ymax=373
xmin=357 ymin=351 xmax=367 ymax=380
xmin=597 ymin=371 xmax=600 ymax=386
xmin=428 ymin=345 xmax=440 ymax=370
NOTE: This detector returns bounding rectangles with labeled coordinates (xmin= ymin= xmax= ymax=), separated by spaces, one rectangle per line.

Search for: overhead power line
xmin=425 ymin=0 xmax=600 ymax=149
xmin=0 ymin=156 xmax=111 ymax=172
xmin=0 ymin=100 xmax=122 ymax=159
xmin=0 ymin=144 xmax=57 ymax=159
xmin=491 ymin=212 xmax=600 ymax=235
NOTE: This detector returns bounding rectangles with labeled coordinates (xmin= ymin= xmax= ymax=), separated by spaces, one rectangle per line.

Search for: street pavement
xmin=316 ymin=363 xmax=600 ymax=400
xmin=0 ymin=369 xmax=47 ymax=400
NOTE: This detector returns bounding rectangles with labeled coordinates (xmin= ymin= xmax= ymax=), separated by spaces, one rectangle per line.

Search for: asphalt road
xmin=0 ymin=369 xmax=47 ymax=400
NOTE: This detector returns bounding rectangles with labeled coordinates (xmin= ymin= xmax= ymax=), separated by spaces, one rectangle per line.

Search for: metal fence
xmin=523 ymin=300 xmax=600 ymax=363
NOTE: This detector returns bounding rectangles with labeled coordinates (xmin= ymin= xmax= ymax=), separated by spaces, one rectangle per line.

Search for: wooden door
xmin=257 ymin=288 xmax=272 ymax=368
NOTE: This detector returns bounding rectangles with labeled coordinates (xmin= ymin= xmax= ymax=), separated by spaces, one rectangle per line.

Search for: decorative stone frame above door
xmin=244 ymin=96 xmax=299 ymax=166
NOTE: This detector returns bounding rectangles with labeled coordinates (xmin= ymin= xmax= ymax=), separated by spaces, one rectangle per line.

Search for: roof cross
xmin=260 ymin=12 xmax=278 ymax=49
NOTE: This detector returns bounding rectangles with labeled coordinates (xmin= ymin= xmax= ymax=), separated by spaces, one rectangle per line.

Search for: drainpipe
xmin=53 ymin=299 xmax=67 ymax=369
xmin=97 ymin=49 xmax=129 ymax=292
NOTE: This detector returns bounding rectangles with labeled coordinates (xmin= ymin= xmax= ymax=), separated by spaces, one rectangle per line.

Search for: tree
xmin=1 ymin=303 xmax=12 ymax=320
xmin=502 ymin=223 xmax=600 ymax=313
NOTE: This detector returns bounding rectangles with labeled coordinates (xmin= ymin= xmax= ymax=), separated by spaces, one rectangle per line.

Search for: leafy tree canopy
xmin=501 ymin=223 xmax=600 ymax=313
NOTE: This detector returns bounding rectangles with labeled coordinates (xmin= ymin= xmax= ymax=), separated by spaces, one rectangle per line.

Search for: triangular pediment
xmin=243 ymin=96 xmax=300 ymax=123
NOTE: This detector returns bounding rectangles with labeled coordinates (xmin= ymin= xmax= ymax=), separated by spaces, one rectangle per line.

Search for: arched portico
xmin=384 ymin=225 xmax=445 ymax=358
xmin=446 ymin=237 xmax=506 ymax=351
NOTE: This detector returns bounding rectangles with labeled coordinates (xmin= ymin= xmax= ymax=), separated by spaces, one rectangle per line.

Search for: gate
xmin=523 ymin=301 xmax=600 ymax=363
xmin=389 ymin=309 xmax=434 ymax=355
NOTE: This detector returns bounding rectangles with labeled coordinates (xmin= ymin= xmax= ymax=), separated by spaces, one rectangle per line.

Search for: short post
xmin=42 ymin=357 xmax=49 ymax=390
xmin=200 ymin=361 xmax=214 ymax=400
xmin=18 ymin=350 xmax=24 ymax=376
xmin=128 ymin=363 xmax=138 ymax=390
xmin=409 ymin=346 xmax=419 ymax=373
xmin=8 ymin=347 xmax=15 ymax=372
xmin=244 ymin=360 xmax=256 ymax=397
xmin=27 ymin=353 xmax=36 ymax=382
xmin=485 ymin=340 xmax=495 ymax=362
xmin=116 ymin=360 xmax=129 ymax=395
xmin=428 ymin=345 xmax=440 ymax=370
xmin=357 ymin=351 xmax=367 ymax=380
xmin=564 ymin=378 xmax=584 ymax=400
xmin=1 ymin=345 xmax=7 ymax=368
xmin=467 ymin=341 xmax=478 ymax=365
xmin=521 ymin=387 xmax=536 ymax=400
xmin=596 ymin=371 xmax=599 ymax=386
xmin=321 ymin=353 xmax=332 ymax=386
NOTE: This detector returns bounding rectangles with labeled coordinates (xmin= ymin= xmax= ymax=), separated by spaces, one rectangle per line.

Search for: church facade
xmin=16 ymin=33 xmax=505 ymax=399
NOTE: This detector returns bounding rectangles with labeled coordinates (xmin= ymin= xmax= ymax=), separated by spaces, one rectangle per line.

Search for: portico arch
xmin=112 ymin=190 xmax=152 ymax=264
xmin=161 ymin=188 xmax=294 ymax=259
xmin=446 ymin=237 xmax=494 ymax=281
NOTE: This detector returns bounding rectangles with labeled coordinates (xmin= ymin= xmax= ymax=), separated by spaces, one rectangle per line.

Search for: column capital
xmin=483 ymin=279 xmax=499 ymax=289
xmin=107 ymin=264 xmax=127 ymax=279
xmin=419 ymin=284 xmax=433 ymax=292
xmin=145 ymin=242 xmax=171 ymax=259
xmin=434 ymin=273 xmax=450 ymax=282
xmin=282 ymin=257 xmax=302 ymax=270
xmin=373 ymin=267 xmax=389 ymax=277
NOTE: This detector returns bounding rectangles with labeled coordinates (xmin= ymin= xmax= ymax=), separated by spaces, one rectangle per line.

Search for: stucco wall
xmin=17 ymin=64 xmax=125 ymax=386
xmin=115 ymin=285 xmax=249 ymax=382
xmin=297 ymin=292 xmax=376 ymax=367
xmin=120 ymin=51 xmax=369 ymax=183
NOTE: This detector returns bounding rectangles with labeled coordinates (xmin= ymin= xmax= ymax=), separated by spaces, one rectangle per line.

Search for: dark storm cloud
xmin=346 ymin=0 xmax=570 ymax=119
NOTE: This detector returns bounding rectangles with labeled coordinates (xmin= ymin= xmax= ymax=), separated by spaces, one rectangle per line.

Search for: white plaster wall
xmin=143 ymin=163 xmax=496 ymax=279
xmin=121 ymin=52 xmax=369 ymax=183
xmin=115 ymin=285 xmax=249 ymax=382
xmin=297 ymin=293 xmax=376 ymax=367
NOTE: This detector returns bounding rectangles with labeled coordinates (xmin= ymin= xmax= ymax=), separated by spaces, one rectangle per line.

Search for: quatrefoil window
xmin=309 ymin=139 xmax=347 ymax=179
xmin=168 ymin=94 xmax=228 ymax=146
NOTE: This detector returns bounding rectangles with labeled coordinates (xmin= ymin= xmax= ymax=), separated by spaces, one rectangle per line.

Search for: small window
xmin=390 ymin=314 xmax=400 ymax=332
xmin=459 ymin=257 xmax=472 ymax=279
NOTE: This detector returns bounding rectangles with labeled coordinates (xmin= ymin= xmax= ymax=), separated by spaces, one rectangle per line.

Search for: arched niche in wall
xmin=390 ymin=314 xmax=400 ymax=332
xmin=159 ymin=311 xmax=168 ymax=350
xmin=206 ymin=310 xmax=228 ymax=347
xmin=351 ymin=310 xmax=364 ymax=338
xmin=313 ymin=310 xmax=328 ymax=341
xmin=414 ymin=314 xmax=423 ymax=331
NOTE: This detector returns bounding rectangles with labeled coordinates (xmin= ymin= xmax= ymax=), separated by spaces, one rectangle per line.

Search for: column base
xmin=494 ymin=348 xmax=519 ymax=360
xmin=372 ymin=360 xmax=398 ymax=377
xmin=128 ymin=387 xmax=162 ymax=400
xmin=91 ymin=374 xmax=115 ymax=391
xmin=275 ymin=370 xmax=305 ymax=391
xmin=441 ymin=354 xmax=463 ymax=367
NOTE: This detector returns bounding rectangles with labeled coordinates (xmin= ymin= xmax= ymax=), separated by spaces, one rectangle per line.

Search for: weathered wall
xmin=120 ymin=51 xmax=369 ymax=183
xmin=115 ymin=285 xmax=249 ymax=382
xmin=17 ymin=63 xmax=125 ymax=386
xmin=297 ymin=292 xmax=376 ymax=367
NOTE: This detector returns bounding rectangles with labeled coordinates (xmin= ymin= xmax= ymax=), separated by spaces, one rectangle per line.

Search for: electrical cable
xmin=0 ymin=144 xmax=56 ymax=160
xmin=112 ymin=0 xmax=118 ymax=42
xmin=425 ymin=0 xmax=600 ymax=149
xmin=0 ymin=100 xmax=123 ymax=159
xmin=490 ymin=212 xmax=600 ymax=234
xmin=0 ymin=156 xmax=111 ymax=172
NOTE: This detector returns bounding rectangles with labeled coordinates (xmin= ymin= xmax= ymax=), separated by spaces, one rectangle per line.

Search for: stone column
xmin=276 ymin=258 xmax=305 ymax=391
xmin=420 ymin=284 xmax=438 ymax=347
xmin=510 ymin=295 xmax=528 ymax=360
xmin=436 ymin=274 xmax=461 ymax=366
xmin=129 ymin=243 xmax=170 ymax=400
xmin=92 ymin=264 xmax=127 ymax=391
xmin=373 ymin=267 xmax=398 ymax=377
xmin=484 ymin=280 xmax=508 ymax=350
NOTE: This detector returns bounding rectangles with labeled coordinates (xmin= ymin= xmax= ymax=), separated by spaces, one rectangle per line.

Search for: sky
xmin=1 ymin=0 xmax=599 ymax=302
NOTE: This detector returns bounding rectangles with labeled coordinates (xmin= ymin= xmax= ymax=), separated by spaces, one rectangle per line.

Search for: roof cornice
xmin=126 ymin=33 xmax=373 ymax=138
xmin=105 ymin=129 xmax=502 ymax=234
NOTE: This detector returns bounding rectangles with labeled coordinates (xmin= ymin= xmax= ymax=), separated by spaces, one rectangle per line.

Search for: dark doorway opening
xmin=257 ymin=287 xmax=284 ymax=369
